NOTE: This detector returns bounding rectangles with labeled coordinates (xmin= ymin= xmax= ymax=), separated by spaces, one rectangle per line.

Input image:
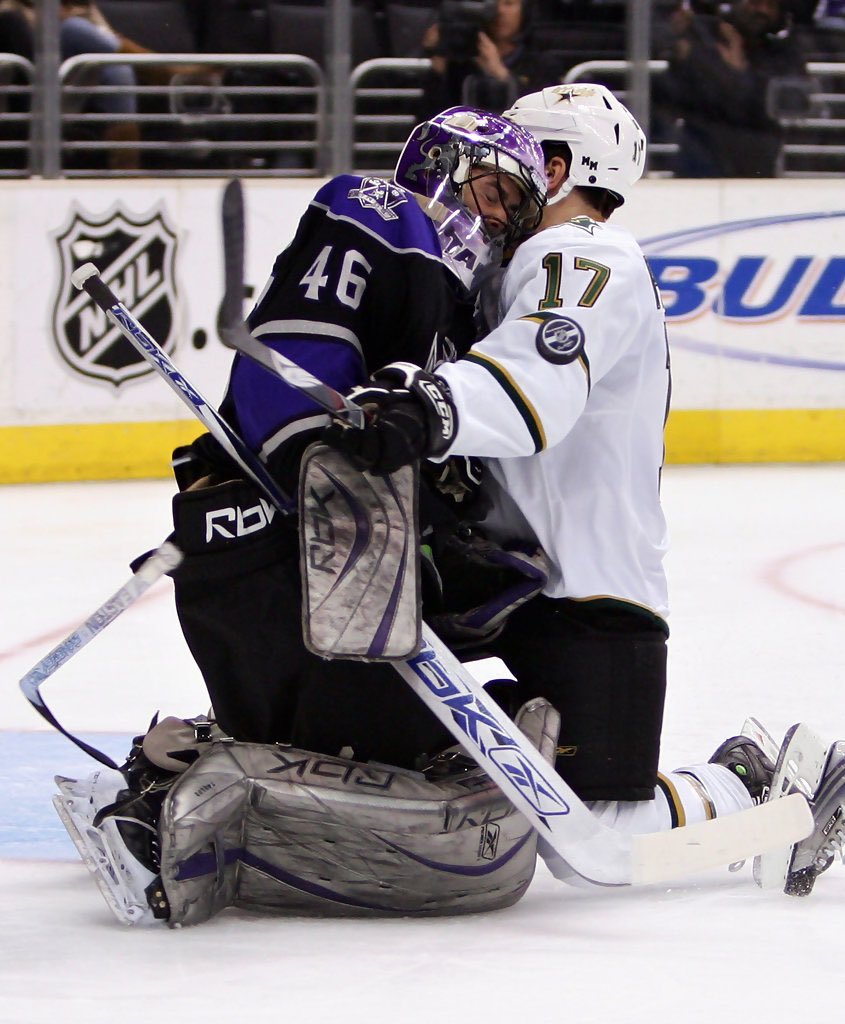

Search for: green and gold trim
xmin=463 ymin=351 xmax=546 ymax=453
xmin=676 ymin=770 xmax=717 ymax=821
xmin=656 ymin=772 xmax=687 ymax=829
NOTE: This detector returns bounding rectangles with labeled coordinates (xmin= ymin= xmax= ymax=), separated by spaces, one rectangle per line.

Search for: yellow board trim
xmin=0 ymin=421 xmax=205 ymax=483
xmin=665 ymin=409 xmax=845 ymax=463
xmin=1 ymin=407 xmax=845 ymax=483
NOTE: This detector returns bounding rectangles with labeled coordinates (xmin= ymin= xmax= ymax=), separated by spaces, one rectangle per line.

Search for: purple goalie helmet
xmin=394 ymin=106 xmax=547 ymax=291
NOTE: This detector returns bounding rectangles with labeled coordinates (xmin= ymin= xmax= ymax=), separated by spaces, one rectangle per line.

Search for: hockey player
xmin=170 ymin=105 xmax=546 ymax=762
xmin=54 ymin=106 xmax=554 ymax=926
xmin=323 ymin=84 xmax=845 ymax=893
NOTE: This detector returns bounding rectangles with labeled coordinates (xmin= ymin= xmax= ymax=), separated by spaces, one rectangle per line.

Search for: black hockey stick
xmin=211 ymin=180 xmax=813 ymax=886
xmin=217 ymin=180 xmax=365 ymax=429
xmin=19 ymin=541 xmax=183 ymax=768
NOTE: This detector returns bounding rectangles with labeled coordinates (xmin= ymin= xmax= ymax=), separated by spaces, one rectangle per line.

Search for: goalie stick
xmin=64 ymin=188 xmax=811 ymax=888
xmin=18 ymin=541 xmax=183 ymax=769
xmin=70 ymin=261 xmax=295 ymax=516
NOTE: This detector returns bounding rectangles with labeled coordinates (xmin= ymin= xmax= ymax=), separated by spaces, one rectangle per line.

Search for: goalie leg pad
xmin=158 ymin=699 xmax=560 ymax=926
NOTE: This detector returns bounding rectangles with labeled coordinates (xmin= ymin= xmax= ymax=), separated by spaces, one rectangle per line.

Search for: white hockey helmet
xmin=504 ymin=84 xmax=646 ymax=207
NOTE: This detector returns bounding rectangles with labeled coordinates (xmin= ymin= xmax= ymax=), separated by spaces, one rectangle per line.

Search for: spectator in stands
xmin=0 ymin=1 xmax=30 ymax=57
xmin=0 ymin=0 xmax=141 ymax=169
xmin=656 ymin=0 xmax=809 ymax=176
xmin=418 ymin=0 xmax=543 ymax=119
xmin=60 ymin=2 xmax=142 ymax=169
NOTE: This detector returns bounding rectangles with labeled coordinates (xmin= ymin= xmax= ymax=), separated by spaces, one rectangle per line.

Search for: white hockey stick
xmin=208 ymin=180 xmax=812 ymax=886
xmin=70 ymin=261 xmax=295 ymax=515
xmin=18 ymin=541 xmax=183 ymax=768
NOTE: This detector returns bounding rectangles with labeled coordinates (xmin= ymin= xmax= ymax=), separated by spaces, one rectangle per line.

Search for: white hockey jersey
xmin=436 ymin=215 xmax=671 ymax=620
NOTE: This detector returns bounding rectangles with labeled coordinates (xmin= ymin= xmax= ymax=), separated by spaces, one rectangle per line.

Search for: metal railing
xmin=351 ymin=57 xmax=431 ymax=176
xmin=777 ymin=62 xmax=845 ymax=176
xmin=59 ymin=53 xmax=325 ymax=176
xmin=1 ymin=50 xmax=843 ymax=178
xmin=0 ymin=55 xmax=34 ymax=177
xmin=563 ymin=58 xmax=845 ymax=178
xmin=0 ymin=52 xmax=324 ymax=177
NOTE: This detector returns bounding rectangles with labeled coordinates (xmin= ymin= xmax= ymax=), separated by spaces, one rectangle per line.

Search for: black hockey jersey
xmin=221 ymin=175 xmax=476 ymax=495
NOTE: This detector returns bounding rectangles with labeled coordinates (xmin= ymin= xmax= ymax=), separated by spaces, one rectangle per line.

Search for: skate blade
xmin=54 ymin=770 xmax=124 ymax=823
xmin=741 ymin=717 xmax=780 ymax=765
xmin=754 ymin=723 xmax=829 ymax=890
xmin=53 ymin=795 xmax=156 ymax=926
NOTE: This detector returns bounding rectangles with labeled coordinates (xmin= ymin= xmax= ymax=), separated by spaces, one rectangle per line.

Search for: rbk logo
xmin=305 ymin=485 xmax=336 ymax=574
xmin=205 ymin=498 xmax=277 ymax=541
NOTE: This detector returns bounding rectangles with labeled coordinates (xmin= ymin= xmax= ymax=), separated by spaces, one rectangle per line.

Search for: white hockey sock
xmin=585 ymin=763 xmax=753 ymax=836
xmin=542 ymin=764 xmax=755 ymax=887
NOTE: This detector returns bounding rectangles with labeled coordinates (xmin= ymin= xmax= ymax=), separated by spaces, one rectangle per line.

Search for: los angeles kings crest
xmin=53 ymin=206 xmax=178 ymax=386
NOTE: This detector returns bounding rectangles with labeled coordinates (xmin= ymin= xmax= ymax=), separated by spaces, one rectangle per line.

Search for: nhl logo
xmin=53 ymin=206 xmax=178 ymax=386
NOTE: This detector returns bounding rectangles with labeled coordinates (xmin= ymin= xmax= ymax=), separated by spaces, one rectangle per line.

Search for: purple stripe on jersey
xmin=232 ymin=336 xmax=362 ymax=453
xmin=314 ymin=175 xmax=441 ymax=258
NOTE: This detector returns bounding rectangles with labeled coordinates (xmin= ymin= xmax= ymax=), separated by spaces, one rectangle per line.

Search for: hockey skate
xmin=54 ymin=766 xmax=160 ymax=925
xmin=754 ymin=723 xmax=845 ymax=896
xmin=54 ymin=730 xmax=182 ymax=926
xmin=709 ymin=730 xmax=776 ymax=804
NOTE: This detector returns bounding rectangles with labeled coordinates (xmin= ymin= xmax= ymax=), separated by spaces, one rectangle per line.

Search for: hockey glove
xmin=323 ymin=361 xmax=457 ymax=474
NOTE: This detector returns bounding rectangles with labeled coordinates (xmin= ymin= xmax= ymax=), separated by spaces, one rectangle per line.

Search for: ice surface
xmin=2 ymin=468 xmax=844 ymax=1023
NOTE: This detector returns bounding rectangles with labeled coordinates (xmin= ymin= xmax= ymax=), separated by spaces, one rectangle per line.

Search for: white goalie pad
xmin=157 ymin=699 xmax=560 ymax=926
xmin=299 ymin=442 xmax=421 ymax=660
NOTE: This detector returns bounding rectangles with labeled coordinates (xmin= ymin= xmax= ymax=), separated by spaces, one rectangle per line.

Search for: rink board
xmin=3 ymin=409 xmax=845 ymax=483
xmin=0 ymin=177 xmax=842 ymax=481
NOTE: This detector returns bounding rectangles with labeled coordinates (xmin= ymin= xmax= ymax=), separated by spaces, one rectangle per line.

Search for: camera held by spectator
xmin=419 ymin=0 xmax=539 ymax=119
xmin=656 ymin=0 xmax=809 ymax=176
xmin=434 ymin=0 xmax=498 ymax=61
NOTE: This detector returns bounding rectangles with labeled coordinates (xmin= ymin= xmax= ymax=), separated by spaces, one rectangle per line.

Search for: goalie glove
xmin=323 ymin=361 xmax=458 ymax=474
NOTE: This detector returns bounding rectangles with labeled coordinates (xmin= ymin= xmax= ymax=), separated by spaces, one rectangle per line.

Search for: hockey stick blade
xmin=632 ymin=793 xmax=811 ymax=885
xmin=218 ymin=178 xmax=246 ymax=342
xmin=70 ymin=262 xmax=295 ymax=515
xmin=216 ymin=179 xmax=365 ymax=429
xmin=19 ymin=541 xmax=183 ymax=768
xmin=399 ymin=628 xmax=812 ymax=885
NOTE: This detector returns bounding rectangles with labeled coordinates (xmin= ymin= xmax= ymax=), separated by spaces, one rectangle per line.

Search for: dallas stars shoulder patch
xmin=522 ymin=310 xmax=586 ymax=365
xmin=519 ymin=310 xmax=591 ymax=391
